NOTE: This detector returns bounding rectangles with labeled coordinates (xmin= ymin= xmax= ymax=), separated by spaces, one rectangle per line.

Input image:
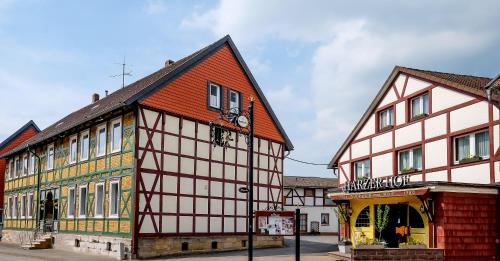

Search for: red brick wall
xmin=353 ymin=248 xmax=445 ymax=260
xmin=141 ymin=44 xmax=285 ymax=144
xmin=434 ymin=192 xmax=498 ymax=260
xmin=0 ymin=127 xmax=38 ymax=209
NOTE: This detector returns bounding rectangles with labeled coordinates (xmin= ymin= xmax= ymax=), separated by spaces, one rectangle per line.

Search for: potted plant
xmin=338 ymin=238 xmax=352 ymax=253
xmin=374 ymin=205 xmax=390 ymax=246
xmin=459 ymin=154 xmax=482 ymax=164
xmin=400 ymin=236 xmax=426 ymax=249
xmin=356 ymin=239 xmax=385 ymax=249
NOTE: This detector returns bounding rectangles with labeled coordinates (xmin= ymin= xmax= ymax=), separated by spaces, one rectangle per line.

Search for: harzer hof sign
xmin=341 ymin=174 xmax=411 ymax=193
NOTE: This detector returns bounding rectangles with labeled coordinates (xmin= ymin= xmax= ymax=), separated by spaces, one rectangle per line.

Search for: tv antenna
xmin=110 ymin=56 xmax=132 ymax=88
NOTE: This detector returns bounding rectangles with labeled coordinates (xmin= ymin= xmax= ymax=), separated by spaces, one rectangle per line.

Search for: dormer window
xmin=208 ymin=83 xmax=222 ymax=109
xmin=379 ymin=107 xmax=394 ymax=131
xmin=410 ymin=93 xmax=429 ymax=120
xmin=228 ymin=89 xmax=241 ymax=114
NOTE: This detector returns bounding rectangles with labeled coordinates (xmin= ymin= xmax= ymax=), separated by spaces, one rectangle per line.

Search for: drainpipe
xmin=26 ymin=145 xmax=42 ymax=231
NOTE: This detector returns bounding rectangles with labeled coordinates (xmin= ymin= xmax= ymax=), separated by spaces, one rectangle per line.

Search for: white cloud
xmin=247 ymin=57 xmax=271 ymax=75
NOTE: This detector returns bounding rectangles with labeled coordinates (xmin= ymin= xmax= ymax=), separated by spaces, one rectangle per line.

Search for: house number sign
xmin=342 ymin=174 xmax=411 ymax=193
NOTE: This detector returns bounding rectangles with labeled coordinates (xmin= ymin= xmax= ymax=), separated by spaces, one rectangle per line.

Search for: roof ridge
xmin=397 ymin=65 xmax=492 ymax=80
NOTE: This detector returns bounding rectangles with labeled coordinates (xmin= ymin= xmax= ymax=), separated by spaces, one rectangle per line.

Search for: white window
xmin=228 ymin=90 xmax=240 ymax=114
xmin=21 ymin=194 xmax=26 ymax=218
xmin=95 ymin=182 xmax=105 ymax=217
xmin=8 ymin=196 xmax=13 ymax=219
xmin=398 ymin=146 xmax=422 ymax=173
xmin=27 ymin=192 xmax=34 ymax=218
xmin=209 ymin=83 xmax=221 ymax=109
xmin=29 ymin=154 xmax=35 ymax=175
xmin=69 ymin=135 xmax=78 ymax=164
xmin=109 ymin=180 xmax=120 ymax=218
xmin=79 ymin=185 xmax=88 ymax=218
xmin=13 ymin=195 xmax=18 ymax=219
xmin=67 ymin=187 xmax=76 ymax=218
xmin=410 ymin=93 xmax=429 ymax=119
xmin=22 ymin=154 xmax=28 ymax=176
xmin=379 ymin=107 xmax=394 ymax=130
xmin=454 ymin=129 xmax=489 ymax=163
xmin=111 ymin=118 xmax=122 ymax=153
xmin=47 ymin=144 xmax=54 ymax=170
xmin=14 ymin=157 xmax=20 ymax=178
xmin=96 ymin=124 xmax=107 ymax=157
xmin=9 ymin=160 xmax=14 ymax=180
xmin=354 ymin=159 xmax=370 ymax=180
xmin=80 ymin=130 xmax=90 ymax=161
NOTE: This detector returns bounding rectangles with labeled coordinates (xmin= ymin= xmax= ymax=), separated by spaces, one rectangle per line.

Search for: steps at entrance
xmin=21 ymin=235 xmax=53 ymax=250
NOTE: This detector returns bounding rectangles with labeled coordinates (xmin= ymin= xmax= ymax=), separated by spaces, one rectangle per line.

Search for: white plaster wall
xmin=372 ymin=153 xmax=393 ymax=178
xmin=197 ymin=123 xmax=210 ymax=141
xmin=164 ymin=134 xmax=178 ymax=153
xmin=355 ymin=115 xmax=375 ymax=140
xmin=181 ymin=120 xmax=196 ymax=138
xmin=165 ymin=115 xmax=179 ymax=134
xmin=351 ymin=139 xmax=370 ymax=159
xmin=162 ymin=216 xmax=176 ymax=233
xmin=450 ymin=102 xmax=489 ymax=132
xmin=424 ymin=114 xmax=447 ymax=139
xmin=378 ymin=88 xmax=398 ymax=108
xmin=495 ymin=161 xmax=500 ymax=183
xmin=395 ymin=122 xmax=422 ymax=147
xmin=432 ymin=86 xmax=473 ymax=113
xmin=372 ymin=131 xmax=392 ymax=153
xmin=396 ymin=101 xmax=406 ymax=126
xmin=410 ymin=174 xmax=422 ymax=182
xmin=403 ymin=77 xmax=430 ymax=97
xmin=451 ymin=163 xmax=490 ymax=184
xmin=339 ymin=148 xmax=350 ymax=163
xmin=340 ymin=163 xmax=350 ymax=183
xmin=394 ymin=74 xmax=406 ymax=96
xmin=424 ymin=139 xmax=448 ymax=169
xmin=283 ymin=206 xmax=338 ymax=234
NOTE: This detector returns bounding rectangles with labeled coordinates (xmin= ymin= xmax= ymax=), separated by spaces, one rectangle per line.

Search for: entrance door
xmin=299 ymin=214 xmax=308 ymax=232
xmin=374 ymin=204 xmax=408 ymax=248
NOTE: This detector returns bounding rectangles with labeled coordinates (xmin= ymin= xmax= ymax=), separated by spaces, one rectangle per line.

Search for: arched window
xmin=409 ymin=206 xmax=424 ymax=228
xmin=355 ymin=206 xmax=370 ymax=227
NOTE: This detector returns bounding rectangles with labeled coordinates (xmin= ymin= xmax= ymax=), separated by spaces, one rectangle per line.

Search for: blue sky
xmin=1 ymin=0 xmax=499 ymax=178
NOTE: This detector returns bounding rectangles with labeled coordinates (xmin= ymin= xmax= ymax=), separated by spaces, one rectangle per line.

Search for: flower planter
xmin=357 ymin=244 xmax=385 ymax=249
xmin=339 ymin=244 xmax=351 ymax=254
xmin=459 ymin=156 xmax=482 ymax=164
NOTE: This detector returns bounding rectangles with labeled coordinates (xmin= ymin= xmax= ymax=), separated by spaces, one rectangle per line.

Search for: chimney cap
xmin=92 ymin=93 xmax=100 ymax=103
xmin=165 ymin=59 xmax=175 ymax=67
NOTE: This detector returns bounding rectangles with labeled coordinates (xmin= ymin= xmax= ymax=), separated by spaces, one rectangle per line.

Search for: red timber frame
xmin=337 ymin=72 xmax=500 ymax=184
xmin=133 ymin=105 xmax=284 ymax=241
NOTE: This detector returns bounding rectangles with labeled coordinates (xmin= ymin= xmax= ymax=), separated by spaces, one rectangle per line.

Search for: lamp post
xmin=247 ymin=98 xmax=255 ymax=261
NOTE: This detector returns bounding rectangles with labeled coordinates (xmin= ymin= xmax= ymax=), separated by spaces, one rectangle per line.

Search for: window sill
xmin=454 ymin=157 xmax=489 ymax=167
xmin=399 ymin=168 xmax=421 ymax=175
xmin=410 ymin=113 xmax=428 ymax=122
xmin=378 ymin=125 xmax=394 ymax=133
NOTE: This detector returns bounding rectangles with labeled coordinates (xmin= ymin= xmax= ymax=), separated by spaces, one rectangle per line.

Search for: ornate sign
xmin=342 ymin=175 xmax=411 ymax=193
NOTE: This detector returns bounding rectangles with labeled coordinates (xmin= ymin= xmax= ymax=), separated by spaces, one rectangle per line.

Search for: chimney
xmin=92 ymin=93 xmax=100 ymax=103
xmin=165 ymin=59 xmax=175 ymax=67
xmin=105 ymin=90 xmax=109 ymax=97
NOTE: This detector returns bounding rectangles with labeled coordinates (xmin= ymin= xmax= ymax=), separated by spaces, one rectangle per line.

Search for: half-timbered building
xmin=1 ymin=35 xmax=292 ymax=258
xmin=0 ymin=121 xmax=40 ymax=229
xmin=283 ymin=176 xmax=338 ymax=234
xmin=328 ymin=66 xmax=500 ymax=260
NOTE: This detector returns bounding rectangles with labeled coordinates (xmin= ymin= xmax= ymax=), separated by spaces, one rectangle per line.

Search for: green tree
xmin=375 ymin=205 xmax=390 ymax=242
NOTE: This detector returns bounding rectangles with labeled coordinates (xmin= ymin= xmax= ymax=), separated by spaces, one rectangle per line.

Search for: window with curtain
xmin=379 ymin=107 xmax=394 ymax=130
xmin=454 ymin=130 xmax=489 ymax=163
xmin=398 ymin=146 xmax=422 ymax=172
xmin=354 ymin=159 xmax=370 ymax=180
xmin=410 ymin=93 xmax=429 ymax=119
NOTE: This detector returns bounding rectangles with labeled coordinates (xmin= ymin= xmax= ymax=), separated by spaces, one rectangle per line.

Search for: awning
xmin=329 ymin=187 xmax=429 ymax=201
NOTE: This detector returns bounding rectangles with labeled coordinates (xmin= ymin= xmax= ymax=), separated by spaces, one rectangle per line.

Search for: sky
xmin=0 ymin=0 xmax=499 ymax=178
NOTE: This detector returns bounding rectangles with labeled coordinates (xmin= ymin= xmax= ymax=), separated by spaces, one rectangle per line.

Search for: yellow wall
xmin=349 ymin=195 xmax=428 ymax=248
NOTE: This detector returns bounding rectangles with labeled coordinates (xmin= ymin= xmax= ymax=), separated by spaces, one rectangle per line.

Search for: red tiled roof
xmin=284 ymin=176 xmax=338 ymax=188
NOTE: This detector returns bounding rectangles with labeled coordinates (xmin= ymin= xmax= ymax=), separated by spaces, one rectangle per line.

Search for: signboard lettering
xmin=342 ymin=175 xmax=410 ymax=193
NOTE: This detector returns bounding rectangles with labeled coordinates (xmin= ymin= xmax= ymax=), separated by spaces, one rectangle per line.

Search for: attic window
xmin=208 ymin=83 xmax=222 ymax=110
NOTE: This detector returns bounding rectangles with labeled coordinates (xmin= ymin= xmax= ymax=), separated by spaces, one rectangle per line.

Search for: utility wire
xmin=285 ymin=156 xmax=329 ymax=166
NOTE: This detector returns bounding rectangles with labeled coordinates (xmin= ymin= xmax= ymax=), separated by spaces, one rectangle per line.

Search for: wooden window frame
xmin=208 ymin=82 xmax=224 ymax=110
xmin=29 ymin=153 xmax=35 ymax=175
xmin=27 ymin=192 xmax=34 ymax=218
xmin=96 ymin=123 xmax=107 ymax=157
xmin=94 ymin=182 xmax=105 ymax=218
xmin=228 ymin=89 xmax=242 ymax=114
xmin=409 ymin=92 xmax=429 ymax=121
xmin=47 ymin=143 xmax=55 ymax=170
xmin=353 ymin=159 xmax=370 ymax=180
xmin=377 ymin=106 xmax=394 ymax=132
xmin=109 ymin=179 xmax=120 ymax=218
xmin=453 ymin=129 xmax=490 ymax=164
xmin=80 ymin=129 xmax=90 ymax=161
xmin=78 ymin=184 xmax=88 ymax=218
xmin=67 ymin=186 xmax=76 ymax=218
xmin=69 ymin=135 xmax=78 ymax=164
xmin=110 ymin=117 xmax=122 ymax=153
xmin=397 ymin=146 xmax=422 ymax=174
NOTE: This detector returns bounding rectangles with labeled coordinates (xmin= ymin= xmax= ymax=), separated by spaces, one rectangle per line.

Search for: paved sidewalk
xmin=0 ymin=242 xmax=114 ymax=261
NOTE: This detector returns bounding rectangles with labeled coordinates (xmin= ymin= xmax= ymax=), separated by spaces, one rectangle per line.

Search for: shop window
xmin=379 ymin=107 xmax=394 ymax=131
xmin=354 ymin=159 xmax=370 ymax=180
xmin=454 ymin=129 xmax=489 ymax=164
xmin=409 ymin=206 xmax=424 ymax=228
xmin=355 ymin=206 xmax=370 ymax=227
xmin=398 ymin=146 xmax=422 ymax=173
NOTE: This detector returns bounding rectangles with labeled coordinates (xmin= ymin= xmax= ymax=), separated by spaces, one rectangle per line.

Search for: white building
xmin=283 ymin=176 xmax=338 ymax=235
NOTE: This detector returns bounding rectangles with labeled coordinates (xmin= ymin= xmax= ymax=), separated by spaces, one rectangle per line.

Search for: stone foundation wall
xmin=2 ymin=229 xmax=132 ymax=259
xmin=137 ymin=235 xmax=284 ymax=258
xmin=352 ymin=248 xmax=445 ymax=260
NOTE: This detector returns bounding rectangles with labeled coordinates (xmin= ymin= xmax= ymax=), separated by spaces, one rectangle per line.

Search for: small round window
xmin=355 ymin=206 xmax=370 ymax=227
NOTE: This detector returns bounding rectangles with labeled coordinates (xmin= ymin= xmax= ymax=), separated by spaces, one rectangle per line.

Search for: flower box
xmin=459 ymin=155 xmax=482 ymax=164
